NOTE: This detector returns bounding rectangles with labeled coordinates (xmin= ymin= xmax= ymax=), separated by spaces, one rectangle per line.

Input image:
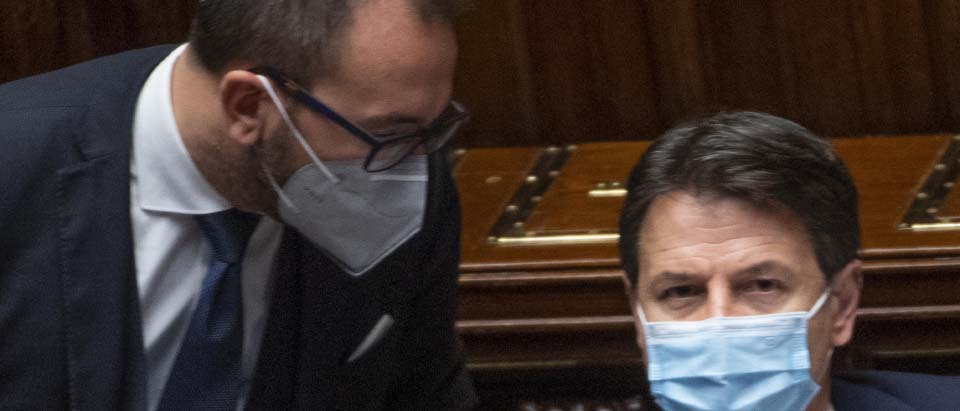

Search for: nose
xmin=706 ymin=289 xmax=734 ymax=319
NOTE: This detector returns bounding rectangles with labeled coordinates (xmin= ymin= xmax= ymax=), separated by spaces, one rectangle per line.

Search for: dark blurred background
xmin=5 ymin=1 xmax=960 ymax=148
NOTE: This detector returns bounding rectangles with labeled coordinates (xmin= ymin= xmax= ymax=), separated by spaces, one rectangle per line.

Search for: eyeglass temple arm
xmin=248 ymin=67 xmax=380 ymax=147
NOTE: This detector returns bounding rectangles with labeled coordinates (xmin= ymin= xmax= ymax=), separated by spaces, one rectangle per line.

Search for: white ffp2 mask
xmin=256 ymin=75 xmax=428 ymax=276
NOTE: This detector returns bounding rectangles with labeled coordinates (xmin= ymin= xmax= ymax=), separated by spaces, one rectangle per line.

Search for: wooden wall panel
xmin=452 ymin=0 xmax=540 ymax=147
xmin=774 ymin=0 xmax=865 ymax=135
xmin=584 ymin=1 xmax=661 ymax=140
xmin=5 ymin=1 xmax=960 ymax=147
xmin=851 ymin=0 xmax=935 ymax=133
xmin=643 ymin=1 xmax=709 ymax=123
xmin=922 ymin=0 xmax=960 ymax=129
xmin=517 ymin=1 xmax=660 ymax=144
xmin=453 ymin=0 xmax=960 ymax=147
xmin=1 ymin=1 xmax=81 ymax=82
xmin=1 ymin=0 xmax=195 ymax=83
xmin=697 ymin=1 xmax=786 ymax=113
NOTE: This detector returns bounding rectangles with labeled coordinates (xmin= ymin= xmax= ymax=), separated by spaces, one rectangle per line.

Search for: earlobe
xmin=830 ymin=259 xmax=864 ymax=347
xmin=221 ymin=70 xmax=268 ymax=147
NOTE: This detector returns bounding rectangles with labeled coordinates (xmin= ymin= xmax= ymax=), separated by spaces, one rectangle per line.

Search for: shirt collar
xmin=132 ymin=43 xmax=232 ymax=215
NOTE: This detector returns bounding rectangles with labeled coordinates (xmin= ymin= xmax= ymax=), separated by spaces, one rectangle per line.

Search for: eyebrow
xmin=645 ymin=271 xmax=706 ymax=294
xmin=644 ymin=261 xmax=800 ymax=290
xmin=730 ymin=261 xmax=799 ymax=282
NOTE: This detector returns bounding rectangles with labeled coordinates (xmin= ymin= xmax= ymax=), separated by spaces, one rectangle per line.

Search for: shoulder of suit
xmin=0 ymin=45 xmax=177 ymax=114
xmin=0 ymin=45 xmax=178 ymax=164
xmin=833 ymin=370 xmax=960 ymax=410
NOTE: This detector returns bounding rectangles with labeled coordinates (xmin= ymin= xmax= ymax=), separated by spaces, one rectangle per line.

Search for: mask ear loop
xmin=805 ymin=288 xmax=832 ymax=320
xmin=259 ymin=161 xmax=297 ymax=212
xmin=255 ymin=75 xmax=340 ymax=184
xmin=636 ymin=302 xmax=651 ymax=325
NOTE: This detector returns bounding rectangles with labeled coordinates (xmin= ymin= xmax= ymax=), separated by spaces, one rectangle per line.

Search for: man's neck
xmin=806 ymin=374 xmax=832 ymax=411
xmin=171 ymin=46 xmax=223 ymax=151
xmin=169 ymin=47 xmax=281 ymax=217
xmin=169 ymin=47 xmax=264 ymax=214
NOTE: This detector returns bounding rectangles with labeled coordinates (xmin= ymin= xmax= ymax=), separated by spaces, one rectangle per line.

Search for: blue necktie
xmin=158 ymin=209 xmax=260 ymax=410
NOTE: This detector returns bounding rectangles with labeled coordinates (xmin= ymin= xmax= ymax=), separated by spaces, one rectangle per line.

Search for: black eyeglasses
xmin=249 ymin=66 xmax=469 ymax=172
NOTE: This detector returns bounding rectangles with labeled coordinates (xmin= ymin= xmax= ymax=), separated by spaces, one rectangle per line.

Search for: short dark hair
xmin=189 ymin=0 xmax=465 ymax=85
xmin=618 ymin=112 xmax=860 ymax=288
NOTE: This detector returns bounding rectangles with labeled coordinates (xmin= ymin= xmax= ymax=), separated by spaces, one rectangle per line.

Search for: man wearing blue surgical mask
xmin=618 ymin=112 xmax=960 ymax=411
xmin=0 ymin=0 xmax=475 ymax=410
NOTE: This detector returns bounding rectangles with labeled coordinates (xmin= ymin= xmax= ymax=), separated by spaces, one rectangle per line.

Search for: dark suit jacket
xmin=833 ymin=370 xmax=960 ymax=411
xmin=0 ymin=45 xmax=476 ymax=411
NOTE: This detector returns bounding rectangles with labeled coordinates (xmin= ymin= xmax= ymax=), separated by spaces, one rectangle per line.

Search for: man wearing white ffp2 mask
xmin=618 ymin=112 xmax=960 ymax=411
xmin=256 ymin=74 xmax=430 ymax=276
xmin=0 ymin=0 xmax=478 ymax=409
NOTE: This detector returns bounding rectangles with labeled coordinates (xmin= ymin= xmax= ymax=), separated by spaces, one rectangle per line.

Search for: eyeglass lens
xmin=366 ymin=106 xmax=467 ymax=171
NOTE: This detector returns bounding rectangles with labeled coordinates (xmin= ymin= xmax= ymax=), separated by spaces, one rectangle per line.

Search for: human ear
xmin=623 ymin=275 xmax=649 ymax=360
xmin=829 ymin=259 xmax=863 ymax=346
xmin=220 ymin=70 xmax=269 ymax=147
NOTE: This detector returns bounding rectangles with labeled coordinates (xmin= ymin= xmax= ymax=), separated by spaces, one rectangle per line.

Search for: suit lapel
xmin=248 ymin=231 xmax=408 ymax=410
xmin=248 ymin=152 xmax=450 ymax=410
xmin=52 ymin=46 xmax=174 ymax=411
xmin=57 ymin=153 xmax=146 ymax=411
xmin=246 ymin=233 xmax=303 ymax=409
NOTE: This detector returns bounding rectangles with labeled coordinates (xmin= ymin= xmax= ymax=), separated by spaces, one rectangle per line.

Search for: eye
xmin=659 ymin=285 xmax=703 ymax=300
xmin=742 ymin=278 xmax=782 ymax=293
xmin=654 ymin=284 xmax=706 ymax=312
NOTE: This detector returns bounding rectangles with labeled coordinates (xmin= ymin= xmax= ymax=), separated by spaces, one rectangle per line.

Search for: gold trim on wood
xmin=485 ymin=145 xmax=626 ymax=246
xmin=899 ymin=135 xmax=960 ymax=231
xmin=449 ymin=148 xmax=467 ymax=170
xmin=485 ymin=136 xmax=960 ymax=245
xmin=494 ymin=233 xmax=620 ymax=245
xmin=486 ymin=145 xmax=575 ymax=243
xmin=587 ymin=181 xmax=627 ymax=198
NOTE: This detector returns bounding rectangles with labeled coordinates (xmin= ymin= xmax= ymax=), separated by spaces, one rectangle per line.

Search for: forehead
xmin=322 ymin=0 xmax=457 ymax=96
xmin=637 ymin=191 xmax=821 ymax=283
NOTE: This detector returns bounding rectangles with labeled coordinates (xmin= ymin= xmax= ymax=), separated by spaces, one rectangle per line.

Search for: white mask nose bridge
xmin=255 ymin=75 xmax=339 ymax=184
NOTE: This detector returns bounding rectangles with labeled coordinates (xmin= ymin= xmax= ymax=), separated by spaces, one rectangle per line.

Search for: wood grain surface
xmin=7 ymin=1 xmax=960 ymax=148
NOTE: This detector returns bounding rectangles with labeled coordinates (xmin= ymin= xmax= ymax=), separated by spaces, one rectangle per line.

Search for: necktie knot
xmin=195 ymin=209 xmax=260 ymax=263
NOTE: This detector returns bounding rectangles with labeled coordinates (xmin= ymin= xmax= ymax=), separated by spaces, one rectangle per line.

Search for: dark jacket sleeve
xmin=832 ymin=370 xmax=960 ymax=411
xmin=391 ymin=150 xmax=477 ymax=411
xmin=246 ymin=149 xmax=478 ymax=411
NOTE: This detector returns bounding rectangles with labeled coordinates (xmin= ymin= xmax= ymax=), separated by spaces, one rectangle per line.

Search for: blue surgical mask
xmin=637 ymin=290 xmax=831 ymax=411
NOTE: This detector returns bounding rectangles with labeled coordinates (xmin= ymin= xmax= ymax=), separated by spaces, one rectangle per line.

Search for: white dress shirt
xmin=130 ymin=44 xmax=284 ymax=411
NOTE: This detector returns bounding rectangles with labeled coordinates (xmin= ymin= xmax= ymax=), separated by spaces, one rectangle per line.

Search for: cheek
xmin=636 ymin=329 xmax=649 ymax=366
xmin=258 ymin=127 xmax=318 ymax=187
xmin=805 ymin=302 xmax=834 ymax=379
xmin=305 ymin=125 xmax=371 ymax=161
